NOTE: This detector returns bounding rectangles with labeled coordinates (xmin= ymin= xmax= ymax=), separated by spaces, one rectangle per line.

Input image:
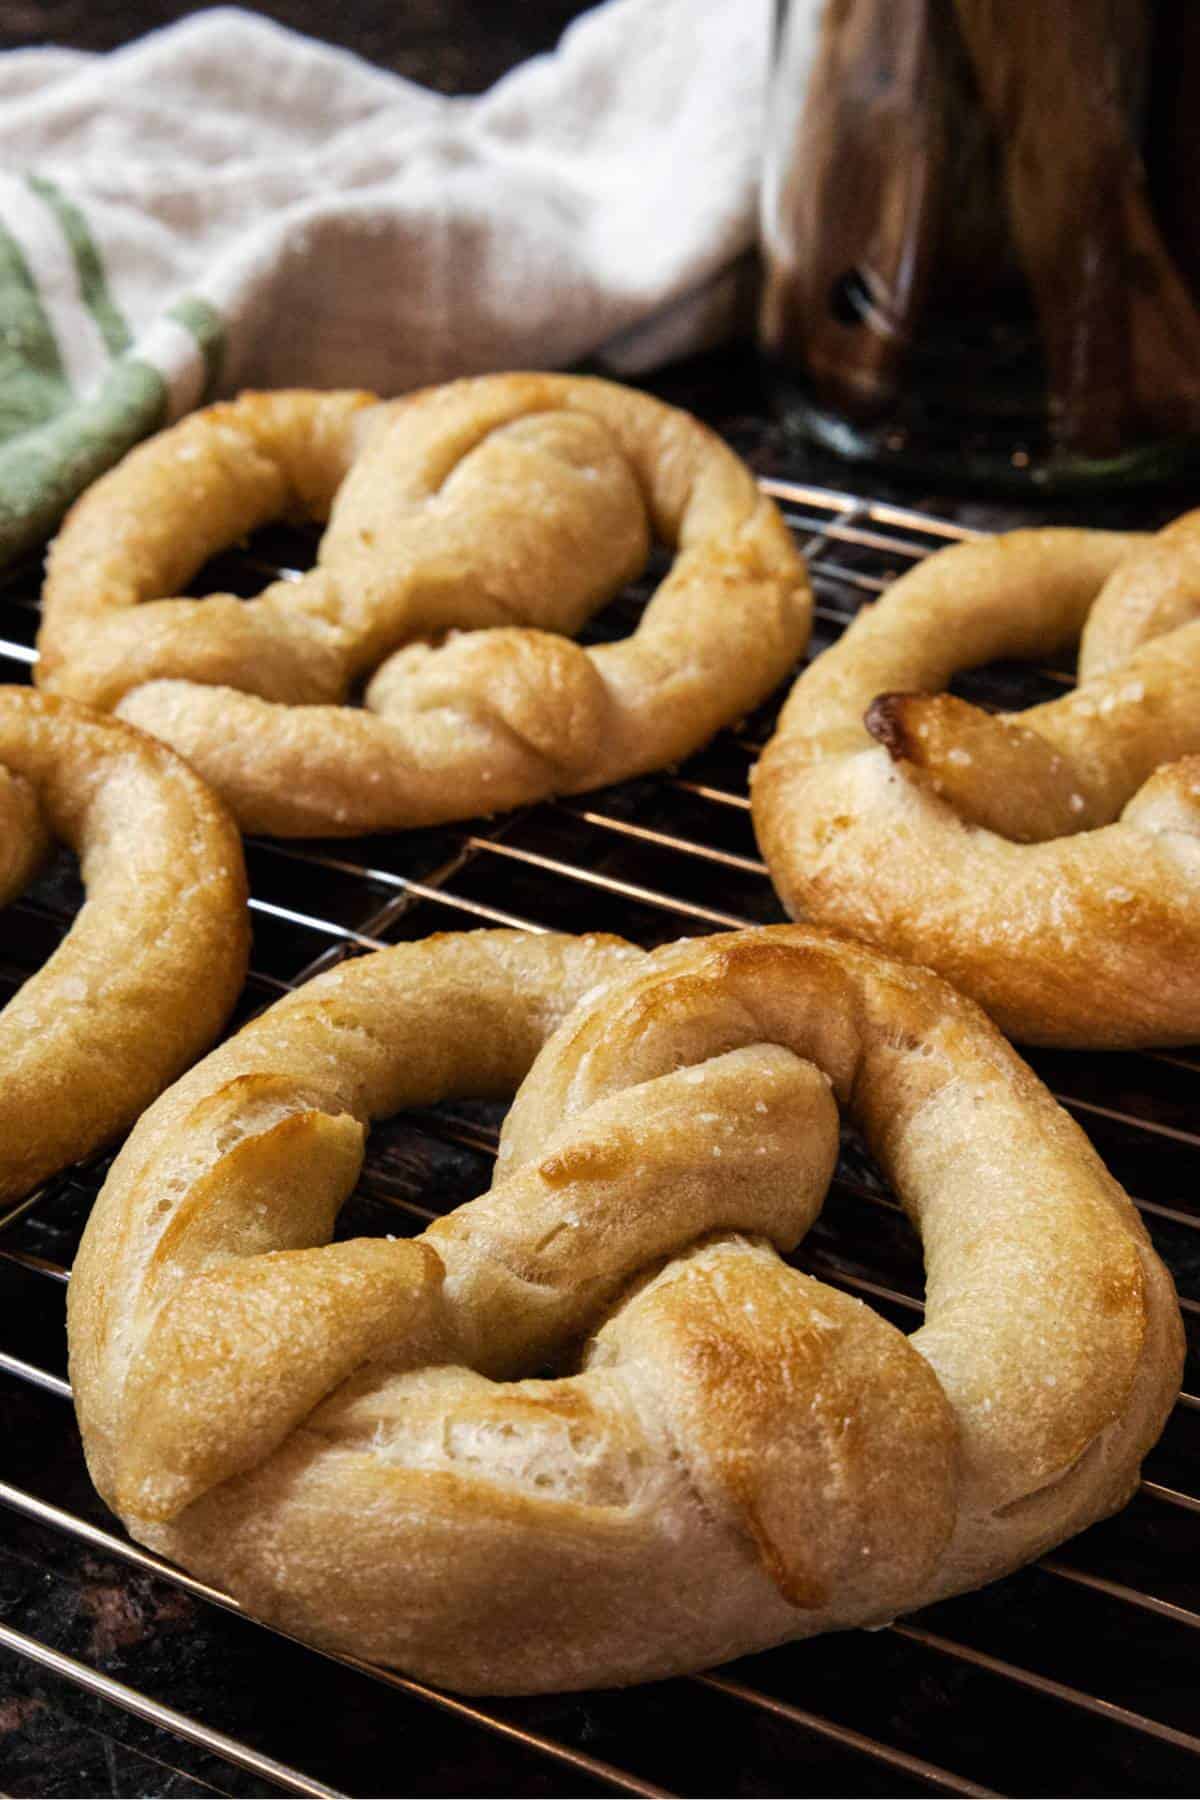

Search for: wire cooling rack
xmin=1 ymin=479 xmax=1198 ymax=1798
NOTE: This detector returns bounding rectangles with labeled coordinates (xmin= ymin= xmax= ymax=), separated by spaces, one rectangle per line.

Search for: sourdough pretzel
xmin=0 ymin=688 xmax=248 ymax=1201
xmin=69 ymin=926 xmax=1181 ymax=1694
xmin=753 ymin=514 xmax=1200 ymax=1046
xmin=36 ymin=376 xmax=809 ymax=836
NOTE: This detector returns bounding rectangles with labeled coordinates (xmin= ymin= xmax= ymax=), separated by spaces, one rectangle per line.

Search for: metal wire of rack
xmin=1 ymin=479 xmax=1198 ymax=1798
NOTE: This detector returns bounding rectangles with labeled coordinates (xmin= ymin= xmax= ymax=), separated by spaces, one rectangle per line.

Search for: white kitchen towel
xmin=0 ymin=0 xmax=772 ymax=565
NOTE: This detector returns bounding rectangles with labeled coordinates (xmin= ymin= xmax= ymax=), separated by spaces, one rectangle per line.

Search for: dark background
xmin=0 ymin=0 xmax=591 ymax=89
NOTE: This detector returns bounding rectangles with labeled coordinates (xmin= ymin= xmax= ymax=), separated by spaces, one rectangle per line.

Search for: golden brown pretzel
xmin=68 ymin=926 xmax=1181 ymax=1694
xmin=36 ymin=376 xmax=810 ymax=836
xmin=0 ymin=688 xmax=248 ymax=1201
xmin=753 ymin=514 xmax=1200 ymax=1046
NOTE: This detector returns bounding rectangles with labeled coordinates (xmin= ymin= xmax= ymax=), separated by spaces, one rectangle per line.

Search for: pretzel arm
xmin=774 ymin=528 xmax=1143 ymax=763
xmin=867 ymin=622 xmax=1200 ymax=841
xmin=1081 ymin=508 xmax=1200 ymax=675
xmin=116 ymin=677 xmax=602 ymax=837
xmin=0 ymin=690 xmax=247 ymax=1200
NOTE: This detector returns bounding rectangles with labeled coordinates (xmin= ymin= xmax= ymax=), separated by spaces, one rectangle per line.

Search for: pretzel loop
xmin=38 ymin=376 xmax=810 ymax=836
xmin=753 ymin=514 xmax=1200 ymax=1046
xmin=68 ymin=927 xmax=1181 ymax=1693
xmin=0 ymin=688 xmax=248 ymax=1200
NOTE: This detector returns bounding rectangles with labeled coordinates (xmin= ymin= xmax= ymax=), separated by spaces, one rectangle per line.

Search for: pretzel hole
xmin=568 ymin=540 xmax=672 ymax=650
xmin=1 ymin=844 xmax=81 ymax=1003
xmin=316 ymin=1096 xmax=503 ymax=1257
xmin=947 ymin=659 xmax=1070 ymax=715
xmin=780 ymin=1123 xmax=928 ymax=1322
xmin=351 ymin=1099 xmax=501 ymax=1232
xmin=187 ymin=520 xmax=322 ymax=601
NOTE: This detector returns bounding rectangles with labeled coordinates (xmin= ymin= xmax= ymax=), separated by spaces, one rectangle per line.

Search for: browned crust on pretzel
xmin=67 ymin=926 xmax=1181 ymax=1691
xmin=865 ymin=691 xmax=1112 ymax=839
xmin=754 ymin=522 xmax=1200 ymax=1046
xmin=0 ymin=688 xmax=249 ymax=1198
xmin=37 ymin=376 xmax=810 ymax=836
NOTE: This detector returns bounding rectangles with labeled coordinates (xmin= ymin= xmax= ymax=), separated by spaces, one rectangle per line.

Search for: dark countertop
xmin=1 ymin=5 xmax=1197 ymax=1799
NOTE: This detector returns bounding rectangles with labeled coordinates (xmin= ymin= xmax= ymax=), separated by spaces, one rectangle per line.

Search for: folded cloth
xmin=0 ymin=0 xmax=771 ymax=566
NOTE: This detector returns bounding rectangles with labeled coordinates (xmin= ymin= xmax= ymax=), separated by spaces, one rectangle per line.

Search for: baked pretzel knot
xmin=0 ymin=688 xmax=248 ymax=1201
xmin=36 ymin=375 xmax=809 ymax=836
xmin=69 ymin=926 xmax=1181 ymax=1694
xmin=753 ymin=514 xmax=1200 ymax=1046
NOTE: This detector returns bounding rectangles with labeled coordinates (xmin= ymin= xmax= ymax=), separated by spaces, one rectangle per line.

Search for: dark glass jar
xmin=759 ymin=0 xmax=1200 ymax=491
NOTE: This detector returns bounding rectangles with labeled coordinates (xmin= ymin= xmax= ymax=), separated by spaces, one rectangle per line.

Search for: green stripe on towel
xmin=25 ymin=175 xmax=133 ymax=361
xmin=0 ymin=357 xmax=165 ymax=566
xmin=0 ymin=278 xmax=226 ymax=566
xmin=168 ymin=295 xmax=226 ymax=401
xmin=0 ymin=217 xmax=70 ymax=444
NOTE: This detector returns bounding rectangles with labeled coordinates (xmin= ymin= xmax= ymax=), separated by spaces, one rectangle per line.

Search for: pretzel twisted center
xmin=38 ymin=375 xmax=809 ymax=836
xmin=753 ymin=513 xmax=1200 ymax=1046
xmin=69 ymin=927 xmax=1181 ymax=1693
